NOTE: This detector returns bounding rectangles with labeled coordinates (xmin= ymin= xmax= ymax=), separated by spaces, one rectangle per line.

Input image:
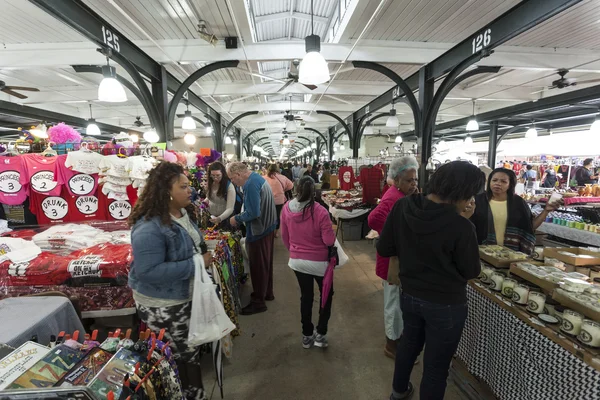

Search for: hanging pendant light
xmin=143 ymin=128 xmax=159 ymax=143
xmin=85 ymin=104 xmax=101 ymax=136
xmin=386 ymin=106 xmax=399 ymax=128
xmin=299 ymin=0 xmax=329 ymax=85
xmin=395 ymin=135 xmax=403 ymax=143
xmin=233 ymin=138 xmax=238 ymax=146
xmin=181 ymin=101 xmax=196 ymax=130
xmin=205 ymin=119 xmax=213 ymax=135
xmin=184 ymin=132 xmax=196 ymax=145
xmin=525 ymin=126 xmax=538 ymax=139
xmin=130 ymin=133 xmax=139 ymax=143
xmin=30 ymin=122 xmax=48 ymax=139
xmin=466 ymin=99 xmax=479 ymax=131
xmin=590 ymin=114 xmax=600 ymax=133
xmin=225 ymin=135 xmax=232 ymax=144
xmin=464 ymin=134 xmax=473 ymax=145
xmin=340 ymin=143 xmax=345 ymax=150
xmin=311 ymin=142 xmax=317 ymax=149
xmin=98 ymin=57 xmax=127 ymax=102
xmin=282 ymin=133 xmax=291 ymax=146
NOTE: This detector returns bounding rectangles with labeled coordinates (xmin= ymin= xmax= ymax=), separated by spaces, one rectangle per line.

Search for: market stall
xmin=321 ymin=189 xmax=372 ymax=241
xmin=456 ymin=246 xmax=600 ymax=399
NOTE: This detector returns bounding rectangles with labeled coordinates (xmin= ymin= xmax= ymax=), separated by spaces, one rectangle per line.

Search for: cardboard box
xmin=509 ymin=263 xmax=558 ymax=293
xmin=479 ymin=250 xmax=527 ymax=269
xmin=544 ymin=247 xmax=600 ymax=266
xmin=553 ymin=289 xmax=600 ymax=323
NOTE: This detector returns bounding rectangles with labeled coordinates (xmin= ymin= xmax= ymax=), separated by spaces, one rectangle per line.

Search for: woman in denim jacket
xmin=128 ymin=161 xmax=211 ymax=400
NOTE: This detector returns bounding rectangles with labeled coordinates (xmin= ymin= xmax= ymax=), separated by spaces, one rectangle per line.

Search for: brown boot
xmin=384 ymin=337 xmax=396 ymax=359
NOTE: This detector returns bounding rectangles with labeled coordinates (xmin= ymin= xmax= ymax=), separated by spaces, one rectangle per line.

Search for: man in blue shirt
xmin=228 ymin=162 xmax=277 ymax=314
xmin=292 ymin=161 xmax=302 ymax=181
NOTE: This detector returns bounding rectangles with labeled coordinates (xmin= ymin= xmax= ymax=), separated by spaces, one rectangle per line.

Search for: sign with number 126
xmin=472 ymin=29 xmax=491 ymax=54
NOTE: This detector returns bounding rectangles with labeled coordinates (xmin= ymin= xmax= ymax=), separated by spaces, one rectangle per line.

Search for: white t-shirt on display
xmin=65 ymin=151 xmax=104 ymax=174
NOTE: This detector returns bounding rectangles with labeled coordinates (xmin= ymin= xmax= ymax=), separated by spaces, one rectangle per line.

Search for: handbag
xmin=188 ymin=254 xmax=236 ymax=345
xmin=386 ymin=256 xmax=401 ymax=286
xmin=327 ymin=239 xmax=349 ymax=267
xmin=275 ymin=174 xmax=294 ymax=201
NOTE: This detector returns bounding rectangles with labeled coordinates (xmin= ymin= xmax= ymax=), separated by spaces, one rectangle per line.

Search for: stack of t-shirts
xmin=0 ymin=252 xmax=73 ymax=286
xmin=32 ymin=224 xmax=111 ymax=255
xmin=0 ymin=237 xmax=41 ymax=263
xmin=127 ymin=156 xmax=156 ymax=197
xmin=98 ymin=155 xmax=131 ymax=200
xmin=67 ymin=243 xmax=132 ymax=287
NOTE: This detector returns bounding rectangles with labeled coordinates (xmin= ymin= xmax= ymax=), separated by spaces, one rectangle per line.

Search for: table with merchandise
xmin=456 ymin=245 xmax=600 ymax=400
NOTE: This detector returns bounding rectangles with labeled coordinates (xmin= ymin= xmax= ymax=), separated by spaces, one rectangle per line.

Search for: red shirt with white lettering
xmin=0 ymin=156 xmax=29 ymax=205
xmin=55 ymin=154 xmax=99 ymax=197
xmin=28 ymin=188 xmax=71 ymax=225
xmin=20 ymin=154 xmax=62 ymax=196
xmin=64 ymin=193 xmax=106 ymax=222
xmin=97 ymin=190 xmax=133 ymax=221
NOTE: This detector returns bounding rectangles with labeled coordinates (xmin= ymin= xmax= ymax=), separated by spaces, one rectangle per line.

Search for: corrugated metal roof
xmin=0 ymin=0 xmax=87 ymax=43
xmin=506 ymin=0 xmax=600 ymax=49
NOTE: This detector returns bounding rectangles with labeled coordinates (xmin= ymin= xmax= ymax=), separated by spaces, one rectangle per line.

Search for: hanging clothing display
xmin=20 ymin=154 xmax=62 ymax=196
xmin=0 ymin=156 xmax=29 ymax=205
xmin=338 ymin=166 xmax=356 ymax=191
xmin=64 ymin=150 xmax=104 ymax=174
xmin=55 ymin=154 xmax=99 ymax=197
xmin=28 ymin=188 xmax=71 ymax=225
xmin=360 ymin=166 xmax=384 ymax=205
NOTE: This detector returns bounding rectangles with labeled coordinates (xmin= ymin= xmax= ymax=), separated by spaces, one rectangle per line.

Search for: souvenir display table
xmin=457 ymin=281 xmax=600 ymax=400
xmin=0 ymin=297 xmax=85 ymax=348
xmin=538 ymin=222 xmax=600 ymax=247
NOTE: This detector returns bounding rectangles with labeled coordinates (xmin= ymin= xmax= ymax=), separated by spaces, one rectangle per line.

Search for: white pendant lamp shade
xmin=130 ymin=134 xmax=139 ymax=143
xmin=299 ymin=37 xmax=329 ymax=85
xmin=311 ymin=142 xmax=316 ymax=149
xmin=206 ymin=123 xmax=213 ymax=135
xmin=525 ymin=127 xmax=538 ymax=139
xmin=285 ymin=119 xmax=297 ymax=132
xmin=590 ymin=117 xmax=600 ymax=133
xmin=282 ymin=135 xmax=291 ymax=146
xmin=181 ymin=110 xmax=196 ymax=130
xmin=98 ymin=64 xmax=127 ymax=102
xmin=395 ymin=135 xmax=403 ymax=143
xmin=184 ymin=132 xmax=196 ymax=145
xmin=464 ymin=135 xmax=473 ymax=145
xmin=30 ymin=123 xmax=48 ymax=138
xmin=340 ymin=144 xmax=345 ymax=150
xmin=386 ymin=109 xmax=399 ymax=128
xmin=143 ymin=129 xmax=159 ymax=143
xmin=233 ymin=139 xmax=238 ymax=146
xmin=86 ymin=120 xmax=101 ymax=136
xmin=466 ymin=118 xmax=479 ymax=131
xmin=225 ymin=136 xmax=232 ymax=144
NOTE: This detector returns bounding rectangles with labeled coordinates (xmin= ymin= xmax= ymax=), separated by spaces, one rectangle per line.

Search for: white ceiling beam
xmin=224 ymin=101 xmax=355 ymax=113
xmin=254 ymin=11 xmax=328 ymax=26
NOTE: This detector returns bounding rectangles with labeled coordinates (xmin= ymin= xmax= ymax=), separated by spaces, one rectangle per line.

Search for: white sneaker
xmin=302 ymin=332 xmax=316 ymax=349
xmin=314 ymin=333 xmax=328 ymax=348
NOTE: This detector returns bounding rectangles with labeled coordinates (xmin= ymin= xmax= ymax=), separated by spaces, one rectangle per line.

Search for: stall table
xmin=456 ymin=281 xmax=600 ymax=400
xmin=537 ymin=222 xmax=600 ymax=247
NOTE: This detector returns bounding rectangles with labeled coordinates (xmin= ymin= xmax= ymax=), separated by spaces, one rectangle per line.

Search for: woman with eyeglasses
xmin=205 ymin=161 xmax=236 ymax=228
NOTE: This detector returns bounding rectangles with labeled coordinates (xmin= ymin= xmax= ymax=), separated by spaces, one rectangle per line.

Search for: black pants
xmin=247 ymin=232 xmax=275 ymax=308
xmin=294 ymin=270 xmax=334 ymax=336
xmin=275 ymin=204 xmax=283 ymax=229
xmin=391 ymin=292 xmax=468 ymax=400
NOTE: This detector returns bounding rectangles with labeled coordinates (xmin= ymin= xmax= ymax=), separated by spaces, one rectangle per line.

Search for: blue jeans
xmin=391 ymin=292 xmax=468 ymax=400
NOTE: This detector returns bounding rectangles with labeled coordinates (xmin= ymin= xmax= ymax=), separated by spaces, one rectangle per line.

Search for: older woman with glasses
xmin=368 ymin=156 xmax=419 ymax=360
xmin=204 ymin=161 xmax=236 ymax=228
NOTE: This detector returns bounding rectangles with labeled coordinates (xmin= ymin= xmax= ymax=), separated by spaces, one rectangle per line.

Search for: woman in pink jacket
xmin=281 ymin=176 xmax=336 ymax=349
xmin=265 ymin=163 xmax=294 ymax=238
xmin=368 ymin=156 xmax=419 ymax=359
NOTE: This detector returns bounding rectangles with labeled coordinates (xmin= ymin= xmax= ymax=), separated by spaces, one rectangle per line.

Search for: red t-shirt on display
xmin=28 ymin=188 xmax=70 ymax=225
xmin=98 ymin=190 xmax=133 ymax=222
xmin=20 ymin=154 xmax=62 ymax=196
xmin=0 ymin=156 xmax=29 ymax=205
xmin=55 ymin=154 xmax=99 ymax=197
xmin=65 ymin=193 xmax=106 ymax=222
xmin=338 ymin=166 xmax=356 ymax=191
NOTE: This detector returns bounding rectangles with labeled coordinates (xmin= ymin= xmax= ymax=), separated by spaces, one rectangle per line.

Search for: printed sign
xmin=68 ymin=256 xmax=102 ymax=278
xmin=0 ymin=342 xmax=50 ymax=390
xmin=343 ymin=171 xmax=351 ymax=183
xmin=0 ymin=171 xmax=21 ymax=194
xmin=41 ymin=197 xmax=68 ymax=220
xmin=30 ymin=171 xmax=57 ymax=193
xmin=68 ymin=174 xmax=95 ymax=195
xmin=108 ymin=200 xmax=131 ymax=220
xmin=76 ymin=196 xmax=99 ymax=215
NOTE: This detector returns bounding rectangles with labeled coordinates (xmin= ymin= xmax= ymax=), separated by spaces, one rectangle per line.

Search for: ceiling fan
xmin=129 ymin=116 xmax=146 ymax=128
xmin=531 ymin=69 xmax=600 ymax=94
xmin=0 ymin=80 xmax=40 ymax=99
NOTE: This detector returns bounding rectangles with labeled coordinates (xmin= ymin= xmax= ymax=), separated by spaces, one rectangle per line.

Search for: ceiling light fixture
xmin=225 ymin=135 xmax=232 ymax=144
xmin=184 ymin=132 xmax=196 ymax=145
xmin=298 ymin=0 xmax=330 ymax=85
xmin=86 ymin=103 xmax=101 ymax=136
xmin=386 ymin=105 xmax=399 ymax=128
xmin=282 ymin=134 xmax=290 ymax=146
xmin=181 ymin=100 xmax=196 ymax=130
xmin=143 ymin=128 xmax=159 ymax=143
xmin=130 ymin=133 xmax=139 ymax=143
xmin=340 ymin=143 xmax=345 ymax=150
xmin=311 ymin=142 xmax=317 ymax=149
xmin=98 ymin=57 xmax=127 ymax=102
xmin=464 ymin=134 xmax=473 ymax=145
xmin=30 ymin=122 xmax=48 ymax=138
xmin=466 ymin=99 xmax=479 ymax=131
xmin=205 ymin=119 xmax=213 ymax=135
xmin=525 ymin=123 xmax=538 ymax=139
xmin=233 ymin=138 xmax=238 ymax=146
xmin=395 ymin=135 xmax=403 ymax=143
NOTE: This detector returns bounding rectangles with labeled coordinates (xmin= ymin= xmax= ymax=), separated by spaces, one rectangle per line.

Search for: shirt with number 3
xmin=0 ymin=156 xmax=29 ymax=205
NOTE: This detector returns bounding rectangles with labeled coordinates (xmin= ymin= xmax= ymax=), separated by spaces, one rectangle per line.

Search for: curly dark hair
xmin=207 ymin=161 xmax=230 ymax=199
xmin=426 ymin=161 xmax=485 ymax=203
xmin=129 ymin=161 xmax=196 ymax=226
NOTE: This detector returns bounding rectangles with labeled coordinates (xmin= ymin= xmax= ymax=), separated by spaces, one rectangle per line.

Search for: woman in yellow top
xmin=470 ymin=168 xmax=560 ymax=254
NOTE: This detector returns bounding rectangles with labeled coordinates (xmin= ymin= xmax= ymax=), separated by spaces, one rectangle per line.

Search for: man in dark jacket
xmin=378 ymin=161 xmax=485 ymax=400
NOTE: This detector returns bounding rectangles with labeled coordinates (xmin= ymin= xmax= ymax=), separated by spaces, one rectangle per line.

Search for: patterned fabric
xmin=457 ymin=284 xmax=600 ymax=400
xmin=136 ymin=301 xmax=206 ymax=400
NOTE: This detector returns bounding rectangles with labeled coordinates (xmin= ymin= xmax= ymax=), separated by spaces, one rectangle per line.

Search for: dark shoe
xmin=241 ymin=304 xmax=267 ymax=315
xmin=384 ymin=337 xmax=396 ymax=359
xmin=390 ymin=382 xmax=414 ymax=400
xmin=265 ymin=295 xmax=275 ymax=301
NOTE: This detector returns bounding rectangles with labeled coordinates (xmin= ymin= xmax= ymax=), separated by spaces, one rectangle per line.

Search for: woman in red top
xmin=368 ymin=156 xmax=419 ymax=359
xmin=264 ymin=163 xmax=294 ymax=238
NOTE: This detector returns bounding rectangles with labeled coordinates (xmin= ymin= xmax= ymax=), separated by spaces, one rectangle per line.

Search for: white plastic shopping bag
xmin=188 ymin=254 xmax=236 ymax=345
xmin=335 ymin=239 xmax=349 ymax=267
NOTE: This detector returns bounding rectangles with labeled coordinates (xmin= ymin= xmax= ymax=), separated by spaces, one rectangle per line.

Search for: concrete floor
xmin=204 ymin=238 xmax=467 ymax=400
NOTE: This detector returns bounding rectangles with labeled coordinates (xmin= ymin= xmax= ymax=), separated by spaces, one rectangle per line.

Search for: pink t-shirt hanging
xmin=0 ymin=156 xmax=29 ymax=205
xmin=20 ymin=154 xmax=62 ymax=196
xmin=54 ymin=154 xmax=99 ymax=197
